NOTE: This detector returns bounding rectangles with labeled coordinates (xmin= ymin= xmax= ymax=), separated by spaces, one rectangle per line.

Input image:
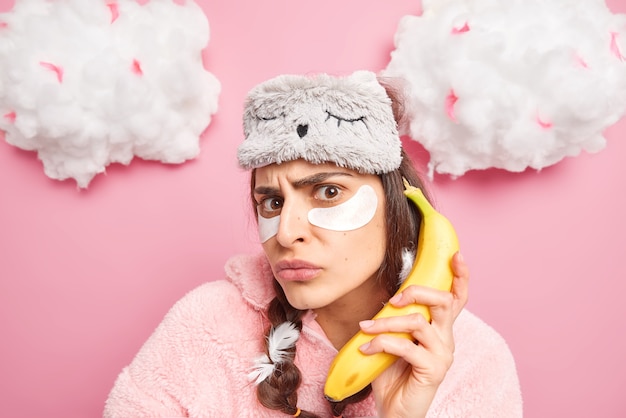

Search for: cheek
xmin=334 ymin=200 xmax=387 ymax=271
xmin=308 ymin=185 xmax=378 ymax=232
xmin=332 ymin=224 xmax=386 ymax=290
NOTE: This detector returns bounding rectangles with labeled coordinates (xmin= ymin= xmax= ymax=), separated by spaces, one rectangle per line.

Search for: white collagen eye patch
xmin=308 ymin=185 xmax=378 ymax=231
xmin=258 ymin=213 xmax=281 ymax=243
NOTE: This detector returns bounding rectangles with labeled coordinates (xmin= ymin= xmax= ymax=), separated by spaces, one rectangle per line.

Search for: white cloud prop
xmin=0 ymin=0 xmax=220 ymax=188
xmin=383 ymin=0 xmax=626 ymax=178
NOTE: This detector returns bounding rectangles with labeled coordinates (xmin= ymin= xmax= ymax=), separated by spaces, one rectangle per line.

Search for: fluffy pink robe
xmin=104 ymin=253 xmax=523 ymax=417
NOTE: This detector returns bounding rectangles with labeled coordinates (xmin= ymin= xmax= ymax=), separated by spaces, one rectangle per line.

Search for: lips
xmin=274 ymin=259 xmax=321 ymax=282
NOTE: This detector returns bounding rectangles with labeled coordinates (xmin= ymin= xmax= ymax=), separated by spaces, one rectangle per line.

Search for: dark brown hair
xmin=249 ymin=80 xmax=431 ymax=416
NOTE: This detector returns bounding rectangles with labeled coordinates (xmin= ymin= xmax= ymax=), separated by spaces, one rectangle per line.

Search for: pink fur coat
xmin=104 ymin=253 xmax=523 ymax=417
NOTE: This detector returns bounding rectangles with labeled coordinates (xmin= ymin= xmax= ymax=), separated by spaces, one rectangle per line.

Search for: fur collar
xmin=225 ymin=252 xmax=276 ymax=311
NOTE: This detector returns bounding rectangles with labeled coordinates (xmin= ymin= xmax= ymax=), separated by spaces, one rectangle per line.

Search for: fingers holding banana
xmin=358 ymin=312 xmax=441 ymax=363
xmin=358 ymin=251 xmax=469 ymax=368
xmin=354 ymin=252 xmax=470 ymax=418
xmin=358 ymin=286 xmax=454 ymax=359
xmin=357 ymin=289 xmax=455 ymax=414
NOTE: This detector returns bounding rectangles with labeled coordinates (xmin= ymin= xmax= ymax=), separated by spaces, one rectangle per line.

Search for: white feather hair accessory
xmin=398 ymin=247 xmax=416 ymax=286
xmin=248 ymin=321 xmax=300 ymax=385
xmin=238 ymin=71 xmax=402 ymax=174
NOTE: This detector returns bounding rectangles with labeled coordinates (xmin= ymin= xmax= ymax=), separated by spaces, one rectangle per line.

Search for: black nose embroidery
xmin=297 ymin=124 xmax=309 ymax=138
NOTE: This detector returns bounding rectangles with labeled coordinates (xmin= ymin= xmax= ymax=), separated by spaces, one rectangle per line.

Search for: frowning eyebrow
xmin=254 ymin=172 xmax=353 ymax=196
xmin=292 ymin=172 xmax=352 ymax=188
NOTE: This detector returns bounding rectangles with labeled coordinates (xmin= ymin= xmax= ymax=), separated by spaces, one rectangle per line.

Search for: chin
xmin=279 ymin=281 xmax=335 ymax=311
xmin=284 ymin=293 xmax=326 ymax=311
xmin=285 ymin=297 xmax=314 ymax=311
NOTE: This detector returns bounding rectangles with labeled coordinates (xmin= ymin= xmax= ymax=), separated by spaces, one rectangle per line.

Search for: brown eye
xmin=314 ymin=185 xmax=341 ymax=202
xmin=258 ymin=197 xmax=283 ymax=217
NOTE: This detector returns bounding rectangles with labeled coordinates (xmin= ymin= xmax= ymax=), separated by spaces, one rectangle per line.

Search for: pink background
xmin=1 ymin=0 xmax=625 ymax=417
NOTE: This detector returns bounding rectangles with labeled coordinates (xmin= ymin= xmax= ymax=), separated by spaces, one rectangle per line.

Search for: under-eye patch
xmin=308 ymin=185 xmax=378 ymax=232
xmin=258 ymin=213 xmax=280 ymax=243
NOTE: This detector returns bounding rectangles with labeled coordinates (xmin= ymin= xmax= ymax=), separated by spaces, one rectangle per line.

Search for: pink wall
xmin=1 ymin=0 xmax=625 ymax=417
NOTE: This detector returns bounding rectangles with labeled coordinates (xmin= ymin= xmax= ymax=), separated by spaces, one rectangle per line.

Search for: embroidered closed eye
xmin=325 ymin=111 xmax=366 ymax=128
xmin=256 ymin=112 xmax=285 ymax=122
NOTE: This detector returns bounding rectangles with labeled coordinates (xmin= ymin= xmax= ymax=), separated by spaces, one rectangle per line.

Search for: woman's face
xmin=254 ymin=159 xmax=387 ymax=312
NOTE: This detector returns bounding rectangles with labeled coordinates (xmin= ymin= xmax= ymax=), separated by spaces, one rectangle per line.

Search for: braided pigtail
xmin=251 ymin=281 xmax=319 ymax=418
xmin=252 ymin=282 xmax=373 ymax=417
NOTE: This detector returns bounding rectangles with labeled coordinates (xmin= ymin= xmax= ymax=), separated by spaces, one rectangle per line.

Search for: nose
xmin=275 ymin=198 xmax=310 ymax=247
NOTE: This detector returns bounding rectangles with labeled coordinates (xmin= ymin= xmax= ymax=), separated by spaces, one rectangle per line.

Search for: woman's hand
xmin=358 ymin=252 xmax=470 ymax=418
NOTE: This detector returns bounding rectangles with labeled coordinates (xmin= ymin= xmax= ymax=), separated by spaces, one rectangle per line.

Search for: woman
xmin=104 ymin=71 xmax=522 ymax=417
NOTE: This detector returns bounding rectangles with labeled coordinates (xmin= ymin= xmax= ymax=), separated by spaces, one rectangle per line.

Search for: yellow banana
xmin=323 ymin=178 xmax=460 ymax=402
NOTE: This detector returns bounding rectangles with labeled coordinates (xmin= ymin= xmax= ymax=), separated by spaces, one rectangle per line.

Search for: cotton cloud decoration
xmin=383 ymin=0 xmax=626 ymax=178
xmin=0 ymin=0 xmax=220 ymax=188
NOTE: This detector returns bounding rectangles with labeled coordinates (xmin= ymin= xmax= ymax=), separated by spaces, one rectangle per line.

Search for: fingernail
xmin=457 ymin=252 xmax=464 ymax=263
xmin=389 ymin=292 xmax=402 ymax=304
xmin=359 ymin=319 xmax=375 ymax=329
xmin=359 ymin=342 xmax=371 ymax=352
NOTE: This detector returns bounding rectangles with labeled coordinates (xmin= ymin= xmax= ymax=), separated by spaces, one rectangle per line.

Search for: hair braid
xmin=256 ymin=281 xmax=319 ymax=418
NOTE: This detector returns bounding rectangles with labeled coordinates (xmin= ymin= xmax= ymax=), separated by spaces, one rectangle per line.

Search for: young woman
xmin=104 ymin=71 xmax=522 ymax=417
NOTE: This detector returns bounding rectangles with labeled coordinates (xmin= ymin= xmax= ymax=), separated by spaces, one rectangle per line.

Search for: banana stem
xmin=402 ymin=177 xmax=435 ymax=217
